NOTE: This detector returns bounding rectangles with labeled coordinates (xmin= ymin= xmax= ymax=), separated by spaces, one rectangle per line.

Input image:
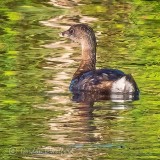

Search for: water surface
xmin=0 ymin=0 xmax=160 ymax=159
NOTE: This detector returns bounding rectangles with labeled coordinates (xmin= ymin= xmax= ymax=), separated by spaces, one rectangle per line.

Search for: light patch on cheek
xmin=63 ymin=34 xmax=69 ymax=38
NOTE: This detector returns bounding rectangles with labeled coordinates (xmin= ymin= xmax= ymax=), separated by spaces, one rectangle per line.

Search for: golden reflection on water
xmin=35 ymin=99 xmax=132 ymax=159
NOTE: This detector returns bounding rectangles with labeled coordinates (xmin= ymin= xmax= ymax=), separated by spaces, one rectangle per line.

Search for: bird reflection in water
xmin=67 ymin=91 xmax=139 ymax=143
xmin=45 ymin=87 xmax=139 ymax=159
xmin=71 ymin=90 xmax=139 ymax=103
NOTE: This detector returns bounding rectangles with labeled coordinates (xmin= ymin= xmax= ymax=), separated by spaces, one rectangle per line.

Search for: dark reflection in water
xmin=71 ymin=91 xmax=139 ymax=103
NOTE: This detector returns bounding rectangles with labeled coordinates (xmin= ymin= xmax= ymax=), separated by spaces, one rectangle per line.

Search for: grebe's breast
xmin=69 ymin=69 xmax=139 ymax=93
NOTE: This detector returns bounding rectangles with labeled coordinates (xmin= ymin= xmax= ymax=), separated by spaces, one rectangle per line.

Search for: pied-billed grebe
xmin=61 ymin=24 xmax=139 ymax=94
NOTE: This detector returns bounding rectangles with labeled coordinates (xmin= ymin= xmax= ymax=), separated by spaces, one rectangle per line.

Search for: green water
xmin=0 ymin=0 xmax=160 ymax=159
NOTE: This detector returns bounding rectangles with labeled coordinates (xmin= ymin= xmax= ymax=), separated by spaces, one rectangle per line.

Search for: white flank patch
xmin=111 ymin=76 xmax=133 ymax=93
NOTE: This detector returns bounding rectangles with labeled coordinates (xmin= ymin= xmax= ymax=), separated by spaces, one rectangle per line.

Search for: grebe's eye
xmin=69 ymin=29 xmax=74 ymax=34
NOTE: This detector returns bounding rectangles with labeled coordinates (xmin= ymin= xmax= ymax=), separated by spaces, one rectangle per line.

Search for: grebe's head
xmin=61 ymin=24 xmax=96 ymax=44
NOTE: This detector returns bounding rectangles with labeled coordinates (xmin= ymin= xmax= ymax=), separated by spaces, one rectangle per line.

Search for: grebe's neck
xmin=73 ymin=36 xmax=96 ymax=79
